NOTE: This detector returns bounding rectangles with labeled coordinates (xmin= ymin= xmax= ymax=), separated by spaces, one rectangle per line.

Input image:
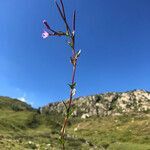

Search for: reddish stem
xmin=60 ymin=37 xmax=77 ymax=149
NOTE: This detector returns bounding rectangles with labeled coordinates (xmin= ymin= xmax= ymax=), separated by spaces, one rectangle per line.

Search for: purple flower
xmin=42 ymin=31 xmax=49 ymax=39
xmin=43 ymin=20 xmax=47 ymax=24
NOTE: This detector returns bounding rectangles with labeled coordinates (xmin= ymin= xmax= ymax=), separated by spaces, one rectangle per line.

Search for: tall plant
xmin=42 ymin=0 xmax=80 ymax=149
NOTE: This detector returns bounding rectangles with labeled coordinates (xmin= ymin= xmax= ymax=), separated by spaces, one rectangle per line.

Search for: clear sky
xmin=0 ymin=0 xmax=150 ymax=108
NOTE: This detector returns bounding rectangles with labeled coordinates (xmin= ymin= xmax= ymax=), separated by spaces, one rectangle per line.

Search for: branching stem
xmin=43 ymin=1 xmax=79 ymax=149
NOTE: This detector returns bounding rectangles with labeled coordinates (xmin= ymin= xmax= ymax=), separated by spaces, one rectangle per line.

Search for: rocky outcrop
xmin=42 ymin=89 xmax=150 ymax=117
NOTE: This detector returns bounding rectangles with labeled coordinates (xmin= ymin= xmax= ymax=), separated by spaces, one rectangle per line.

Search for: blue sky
xmin=0 ymin=0 xmax=150 ymax=108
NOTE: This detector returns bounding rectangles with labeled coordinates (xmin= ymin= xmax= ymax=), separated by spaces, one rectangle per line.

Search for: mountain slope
xmin=0 ymin=90 xmax=150 ymax=149
xmin=42 ymin=89 xmax=150 ymax=117
xmin=0 ymin=96 xmax=32 ymax=111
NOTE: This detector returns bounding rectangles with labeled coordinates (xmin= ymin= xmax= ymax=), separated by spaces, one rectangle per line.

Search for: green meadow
xmin=0 ymin=96 xmax=150 ymax=150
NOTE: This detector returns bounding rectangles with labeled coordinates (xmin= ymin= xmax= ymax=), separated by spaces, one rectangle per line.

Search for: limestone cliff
xmin=42 ymin=89 xmax=150 ymax=118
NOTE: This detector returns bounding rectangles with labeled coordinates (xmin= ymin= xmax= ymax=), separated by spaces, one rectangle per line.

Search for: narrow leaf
xmin=62 ymin=101 xmax=67 ymax=110
xmin=66 ymin=31 xmax=69 ymax=37
xmin=75 ymin=50 xmax=81 ymax=58
xmin=68 ymin=82 xmax=76 ymax=89
xmin=60 ymin=0 xmax=66 ymax=18
xmin=72 ymin=10 xmax=76 ymax=34
xmin=58 ymin=137 xmax=65 ymax=145
xmin=43 ymin=20 xmax=51 ymax=30
xmin=55 ymin=1 xmax=65 ymax=20
xmin=68 ymin=41 xmax=73 ymax=48
xmin=72 ymin=88 xmax=76 ymax=96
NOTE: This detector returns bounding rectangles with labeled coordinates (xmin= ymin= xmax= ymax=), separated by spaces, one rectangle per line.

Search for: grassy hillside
xmin=0 ymin=96 xmax=150 ymax=149
xmin=0 ymin=96 xmax=32 ymax=111
xmin=68 ymin=114 xmax=150 ymax=150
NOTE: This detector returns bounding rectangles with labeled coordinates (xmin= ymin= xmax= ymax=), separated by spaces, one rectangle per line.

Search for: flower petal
xmin=42 ymin=31 xmax=49 ymax=39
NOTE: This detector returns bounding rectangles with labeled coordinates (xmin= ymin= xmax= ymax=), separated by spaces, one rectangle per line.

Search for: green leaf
xmin=68 ymin=82 xmax=76 ymax=89
xmin=67 ymin=106 xmax=75 ymax=118
xmin=66 ymin=31 xmax=69 ymax=37
xmin=58 ymin=137 xmax=65 ymax=145
xmin=67 ymin=109 xmax=71 ymax=118
xmin=62 ymin=101 xmax=67 ymax=110
xmin=68 ymin=41 xmax=73 ymax=48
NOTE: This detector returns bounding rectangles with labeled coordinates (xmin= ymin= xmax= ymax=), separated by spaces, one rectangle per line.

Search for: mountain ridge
xmin=0 ymin=96 xmax=33 ymax=111
xmin=42 ymin=89 xmax=150 ymax=118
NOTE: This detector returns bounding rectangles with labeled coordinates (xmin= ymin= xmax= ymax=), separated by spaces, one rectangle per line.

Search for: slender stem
xmin=43 ymin=1 xmax=78 ymax=149
xmin=55 ymin=0 xmax=72 ymax=35
xmin=60 ymin=36 xmax=77 ymax=149
xmin=60 ymin=9 xmax=77 ymax=147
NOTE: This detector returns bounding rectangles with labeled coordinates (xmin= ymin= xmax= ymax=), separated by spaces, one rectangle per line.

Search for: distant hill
xmin=42 ymin=89 xmax=150 ymax=118
xmin=0 ymin=96 xmax=33 ymax=111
